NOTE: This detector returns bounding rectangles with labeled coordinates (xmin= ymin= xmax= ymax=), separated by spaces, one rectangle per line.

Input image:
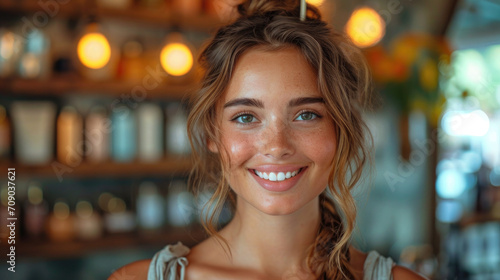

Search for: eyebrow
xmin=223 ymin=97 xmax=324 ymax=109
xmin=288 ymin=97 xmax=325 ymax=107
xmin=223 ymin=98 xmax=264 ymax=109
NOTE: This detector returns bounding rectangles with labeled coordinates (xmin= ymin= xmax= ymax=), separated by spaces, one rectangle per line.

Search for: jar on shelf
xmin=137 ymin=103 xmax=163 ymax=162
xmin=11 ymin=101 xmax=56 ymax=165
xmin=57 ymin=106 xmax=83 ymax=166
xmin=17 ymin=28 xmax=51 ymax=79
xmin=85 ymin=106 xmax=110 ymax=162
xmin=0 ymin=28 xmax=23 ymax=78
xmin=136 ymin=181 xmax=165 ymax=230
xmin=46 ymin=200 xmax=76 ymax=242
xmin=166 ymin=180 xmax=195 ymax=227
xmin=103 ymin=196 xmax=136 ymax=233
xmin=165 ymin=102 xmax=190 ymax=155
xmin=117 ymin=39 xmax=145 ymax=83
xmin=23 ymin=182 xmax=49 ymax=238
xmin=74 ymin=200 xmax=103 ymax=240
xmin=111 ymin=106 xmax=137 ymax=162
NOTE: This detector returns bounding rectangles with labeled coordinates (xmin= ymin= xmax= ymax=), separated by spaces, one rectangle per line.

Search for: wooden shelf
xmin=0 ymin=0 xmax=221 ymax=32
xmin=0 ymin=157 xmax=192 ymax=178
xmin=460 ymin=212 xmax=500 ymax=228
xmin=0 ymin=78 xmax=197 ymax=99
xmin=0 ymin=226 xmax=206 ymax=259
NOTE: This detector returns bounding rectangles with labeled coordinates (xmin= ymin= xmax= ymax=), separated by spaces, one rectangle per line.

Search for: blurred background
xmin=0 ymin=0 xmax=499 ymax=279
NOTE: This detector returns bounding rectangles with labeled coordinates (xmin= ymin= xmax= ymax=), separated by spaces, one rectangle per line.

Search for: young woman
xmin=110 ymin=0 xmax=427 ymax=279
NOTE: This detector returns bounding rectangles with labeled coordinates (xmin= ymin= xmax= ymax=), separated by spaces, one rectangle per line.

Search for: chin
xmin=253 ymin=196 xmax=307 ymax=216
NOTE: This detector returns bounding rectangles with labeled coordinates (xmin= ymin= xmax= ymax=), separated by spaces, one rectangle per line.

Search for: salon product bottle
xmin=0 ymin=105 xmax=11 ymax=160
xmin=462 ymin=224 xmax=483 ymax=274
xmin=17 ymin=28 xmax=50 ymax=79
xmin=57 ymin=106 xmax=83 ymax=166
xmin=118 ymin=39 xmax=144 ymax=82
xmin=482 ymin=222 xmax=500 ymax=271
xmin=165 ymin=103 xmax=190 ymax=155
xmin=74 ymin=200 xmax=102 ymax=240
xmin=166 ymin=180 xmax=195 ymax=227
xmin=111 ymin=107 xmax=136 ymax=162
xmin=137 ymin=103 xmax=163 ymax=162
xmin=103 ymin=196 xmax=136 ymax=233
xmin=98 ymin=192 xmax=113 ymax=212
xmin=23 ymin=182 xmax=49 ymax=238
xmin=85 ymin=106 xmax=110 ymax=162
xmin=46 ymin=200 xmax=75 ymax=242
xmin=136 ymin=182 xmax=164 ymax=230
xmin=11 ymin=101 xmax=56 ymax=165
xmin=0 ymin=28 xmax=23 ymax=77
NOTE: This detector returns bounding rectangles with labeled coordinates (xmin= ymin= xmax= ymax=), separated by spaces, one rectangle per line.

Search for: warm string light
xmin=345 ymin=7 xmax=385 ymax=48
xmin=160 ymin=42 xmax=193 ymax=76
xmin=77 ymin=32 xmax=111 ymax=69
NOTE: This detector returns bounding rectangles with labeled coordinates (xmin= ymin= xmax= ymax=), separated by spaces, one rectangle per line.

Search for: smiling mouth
xmin=252 ymin=168 xmax=305 ymax=182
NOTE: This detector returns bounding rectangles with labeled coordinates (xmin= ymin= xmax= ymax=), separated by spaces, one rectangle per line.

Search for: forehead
xmin=223 ymin=47 xmax=320 ymax=101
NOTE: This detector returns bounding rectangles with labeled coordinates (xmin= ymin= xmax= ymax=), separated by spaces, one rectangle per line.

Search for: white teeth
xmin=269 ymin=172 xmax=277 ymax=181
xmin=277 ymin=172 xmax=285 ymax=181
xmin=254 ymin=168 xmax=302 ymax=181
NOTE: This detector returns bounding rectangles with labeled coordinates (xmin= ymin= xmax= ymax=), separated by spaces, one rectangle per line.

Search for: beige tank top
xmin=147 ymin=242 xmax=395 ymax=280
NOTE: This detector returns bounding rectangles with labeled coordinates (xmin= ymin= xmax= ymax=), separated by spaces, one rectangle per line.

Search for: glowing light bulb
xmin=77 ymin=32 xmax=111 ymax=69
xmin=345 ymin=7 xmax=385 ymax=48
xmin=160 ymin=42 xmax=193 ymax=76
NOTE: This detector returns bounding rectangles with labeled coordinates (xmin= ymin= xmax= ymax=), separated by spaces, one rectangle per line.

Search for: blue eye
xmin=234 ymin=114 xmax=256 ymax=124
xmin=296 ymin=112 xmax=319 ymax=121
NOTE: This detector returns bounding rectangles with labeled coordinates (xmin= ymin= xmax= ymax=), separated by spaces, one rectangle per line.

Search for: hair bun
xmin=237 ymin=0 xmax=300 ymax=17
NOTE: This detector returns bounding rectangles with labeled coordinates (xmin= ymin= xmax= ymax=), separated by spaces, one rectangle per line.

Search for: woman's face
xmin=214 ymin=47 xmax=337 ymax=215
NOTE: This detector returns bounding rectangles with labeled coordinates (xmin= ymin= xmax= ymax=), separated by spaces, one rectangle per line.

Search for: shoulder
xmin=349 ymin=246 xmax=368 ymax=279
xmin=359 ymin=249 xmax=428 ymax=280
xmin=392 ymin=265 xmax=429 ymax=280
xmin=108 ymin=259 xmax=151 ymax=280
xmin=110 ymin=242 xmax=191 ymax=280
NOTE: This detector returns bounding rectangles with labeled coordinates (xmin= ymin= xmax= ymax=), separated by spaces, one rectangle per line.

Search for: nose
xmin=260 ymin=119 xmax=295 ymax=159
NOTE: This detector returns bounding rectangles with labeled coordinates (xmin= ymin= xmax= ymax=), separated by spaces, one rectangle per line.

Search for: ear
xmin=207 ymin=138 xmax=219 ymax=153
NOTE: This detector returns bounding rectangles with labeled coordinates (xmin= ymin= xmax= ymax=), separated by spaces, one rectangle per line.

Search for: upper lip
xmin=249 ymin=165 xmax=306 ymax=173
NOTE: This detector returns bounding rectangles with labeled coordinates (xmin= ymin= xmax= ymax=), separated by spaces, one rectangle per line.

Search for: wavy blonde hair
xmin=187 ymin=0 xmax=374 ymax=278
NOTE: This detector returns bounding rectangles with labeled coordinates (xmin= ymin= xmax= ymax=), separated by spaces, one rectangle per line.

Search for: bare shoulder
xmin=350 ymin=247 xmax=427 ymax=280
xmin=349 ymin=246 xmax=368 ymax=280
xmin=392 ymin=265 xmax=429 ymax=280
xmin=108 ymin=259 xmax=151 ymax=280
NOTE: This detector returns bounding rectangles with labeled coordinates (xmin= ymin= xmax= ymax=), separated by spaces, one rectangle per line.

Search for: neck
xmin=219 ymin=196 xmax=321 ymax=278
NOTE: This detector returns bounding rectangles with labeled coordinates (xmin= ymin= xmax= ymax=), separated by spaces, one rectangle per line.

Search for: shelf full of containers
xmin=0 ymin=0 xmax=222 ymax=262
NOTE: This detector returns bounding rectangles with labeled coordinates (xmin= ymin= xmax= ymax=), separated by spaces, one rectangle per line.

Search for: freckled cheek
xmin=221 ymin=133 xmax=257 ymax=168
xmin=298 ymin=128 xmax=337 ymax=164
